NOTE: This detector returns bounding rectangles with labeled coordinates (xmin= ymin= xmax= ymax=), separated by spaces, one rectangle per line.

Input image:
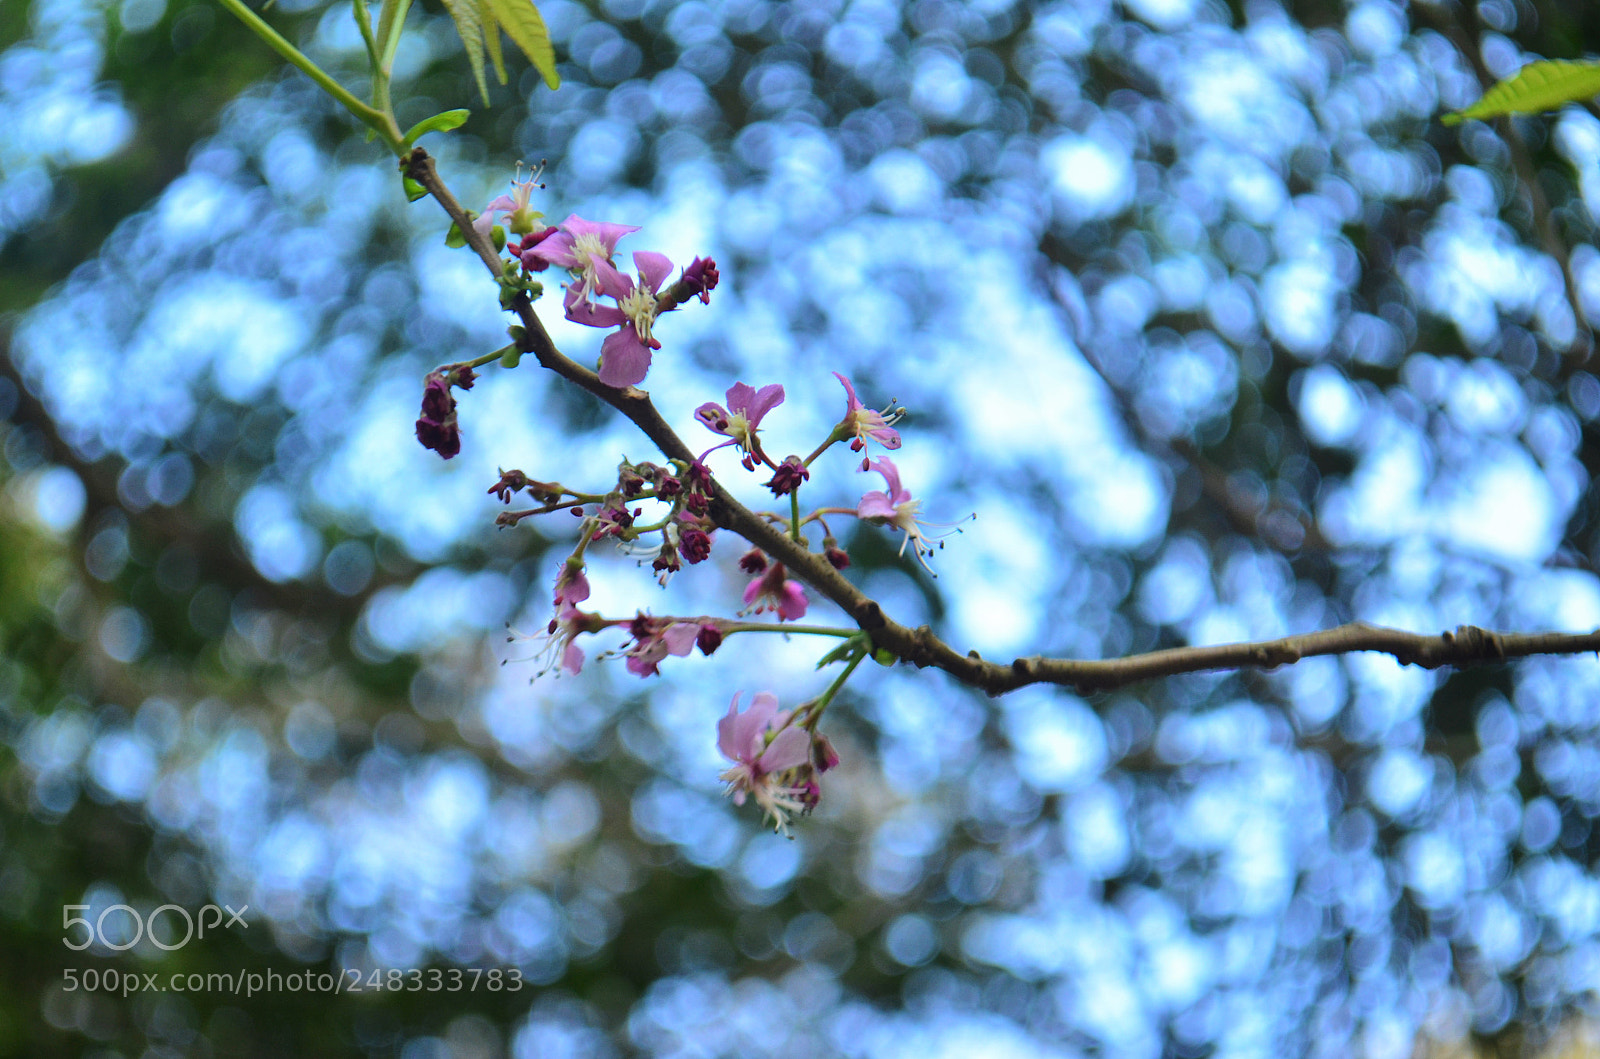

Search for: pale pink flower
xmin=833 ymin=373 xmax=903 ymax=462
xmin=623 ymin=616 xmax=702 ymax=677
xmin=742 ymin=562 xmax=808 ymax=621
xmin=717 ymin=691 xmax=812 ymax=832
xmin=857 ymin=457 xmax=966 ymax=574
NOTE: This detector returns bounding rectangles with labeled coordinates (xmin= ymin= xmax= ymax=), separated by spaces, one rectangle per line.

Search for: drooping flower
xmin=534 ymin=602 xmax=606 ymax=676
xmin=526 ymin=214 xmax=639 ymax=307
xmin=742 ymin=562 xmax=808 ymax=621
xmin=717 ymin=691 xmax=812 ymax=832
xmin=834 ymin=373 xmax=903 ymax=463
xmin=553 ymin=560 xmax=590 ymax=607
xmin=856 ymin=457 xmax=967 ymax=574
xmin=623 ymin=615 xmax=702 ymax=677
xmin=695 ymin=382 xmax=785 ymax=462
xmin=414 ymin=366 xmax=475 ymax=459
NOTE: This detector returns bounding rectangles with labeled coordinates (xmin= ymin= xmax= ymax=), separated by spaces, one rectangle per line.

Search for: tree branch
xmin=403 ymin=148 xmax=1600 ymax=696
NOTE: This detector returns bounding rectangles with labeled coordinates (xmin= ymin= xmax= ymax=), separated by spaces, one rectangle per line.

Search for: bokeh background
xmin=7 ymin=0 xmax=1600 ymax=1054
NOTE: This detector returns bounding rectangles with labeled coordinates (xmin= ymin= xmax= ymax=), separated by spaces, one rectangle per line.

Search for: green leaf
xmin=1443 ymin=59 xmax=1600 ymax=126
xmin=500 ymin=347 xmax=523 ymax=369
xmin=403 ymin=176 xmax=429 ymax=202
xmin=478 ymin=0 xmax=508 ymax=86
xmin=481 ymin=0 xmax=560 ymax=90
xmin=439 ymin=0 xmax=492 ymax=105
xmin=445 ymin=219 xmax=467 ymax=246
xmin=401 ymin=109 xmax=471 ymax=150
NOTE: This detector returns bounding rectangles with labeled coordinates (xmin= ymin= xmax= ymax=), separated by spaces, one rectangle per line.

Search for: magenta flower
xmin=717 ymin=691 xmax=812 ymax=832
xmin=857 ymin=457 xmax=965 ymax=574
xmin=525 ymin=214 xmax=639 ymax=307
xmin=834 ymin=373 xmax=902 ymax=462
xmin=565 ymin=251 xmax=674 ymax=387
xmin=742 ymin=562 xmax=808 ymax=621
xmin=695 ymin=382 xmax=785 ymax=460
xmin=623 ymin=616 xmax=702 ymax=677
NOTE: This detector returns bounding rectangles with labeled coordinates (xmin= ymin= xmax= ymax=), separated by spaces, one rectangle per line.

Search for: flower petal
xmin=746 ymin=384 xmax=785 ymax=424
xmin=757 ymin=726 xmax=811 ymax=773
xmin=663 ymin=622 xmax=700 ymax=656
xmin=857 ymin=491 xmax=898 ymax=521
xmin=599 ymin=329 xmax=652 ymax=387
xmin=634 ymin=250 xmax=674 ymax=293
xmin=833 ymin=371 xmax=862 ymax=412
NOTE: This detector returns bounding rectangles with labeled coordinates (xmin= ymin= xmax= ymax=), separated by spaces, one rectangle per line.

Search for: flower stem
xmin=804 ymin=650 xmax=865 ymax=728
xmin=789 ymin=490 xmax=803 ymax=544
xmin=215 ymin=0 xmax=403 ymax=151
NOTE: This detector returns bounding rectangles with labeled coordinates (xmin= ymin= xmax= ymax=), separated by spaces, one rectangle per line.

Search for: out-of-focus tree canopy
xmin=9 ymin=0 xmax=1600 ymax=1055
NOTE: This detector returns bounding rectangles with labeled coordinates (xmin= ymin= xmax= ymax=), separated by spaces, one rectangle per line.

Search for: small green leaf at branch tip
xmin=1442 ymin=59 xmax=1600 ymax=126
xmin=482 ymin=0 xmax=560 ymax=89
xmin=500 ymin=348 xmax=522 ymax=368
xmin=401 ymin=109 xmax=471 ymax=150
xmin=403 ymin=176 xmax=428 ymax=202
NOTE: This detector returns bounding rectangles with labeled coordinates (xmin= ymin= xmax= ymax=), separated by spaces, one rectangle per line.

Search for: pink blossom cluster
xmin=422 ymin=173 xmax=970 ymax=831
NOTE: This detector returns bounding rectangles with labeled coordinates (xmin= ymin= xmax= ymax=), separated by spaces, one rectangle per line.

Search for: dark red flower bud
xmin=765 ymin=455 xmax=809 ymax=497
xmin=679 ymin=526 xmax=712 ymax=564
xmin=738 ymin=548 xmax=768 ymax=575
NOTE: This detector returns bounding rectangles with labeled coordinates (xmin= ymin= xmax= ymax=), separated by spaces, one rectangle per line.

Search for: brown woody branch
xmin=403 ymin=148 xmax=1600 ymax=696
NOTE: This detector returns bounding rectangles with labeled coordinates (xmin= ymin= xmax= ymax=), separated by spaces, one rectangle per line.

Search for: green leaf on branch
xmin=1443 ymin=59 xmax=1600 ymax=126
xmin=401 ymin=109 xmax=471 ymax=150
xmin=440 ymin=0 xmax=494 ymax=105
xmin=445 ymin=219 xmax=468 ymax=246
xmin=482 ymin=0 xmax=560 ymax=90
xmin=403 ymin=176 xmax=428 ymax=202
xmin=500 ymin=347 xmax=522 ymax=368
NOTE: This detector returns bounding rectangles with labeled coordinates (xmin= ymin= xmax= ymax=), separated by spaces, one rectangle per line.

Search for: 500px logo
xmin=63 ymin=903 xmax=249 ymax=952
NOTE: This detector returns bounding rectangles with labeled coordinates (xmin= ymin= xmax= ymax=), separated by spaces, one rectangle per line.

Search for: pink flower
xmin=474 ymin=163 xmax=545 ymax=239
xmin=834 ymin=373 xmax=903 ymax=463
xmin=525 ymin=214 xmax=638 ymax=307
xmin=695 ymin=382 xmax=785 ymax=462
xmin=565 ymin=251 xmax=674 ymax=387
xmin=857 ymin=457 xmax=965 ymax=574
xmin=717 ymin=691 xmax=812 ymax=832
xmin=742 ymin=562 xmax=808 ymax=621
xmin=538 ymin=602 xmax=598 ymax=676
xmin=553 ymin=560 xmax=590 ymax=607
xmin=623 ymin=616 xmax=702 ymax=677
